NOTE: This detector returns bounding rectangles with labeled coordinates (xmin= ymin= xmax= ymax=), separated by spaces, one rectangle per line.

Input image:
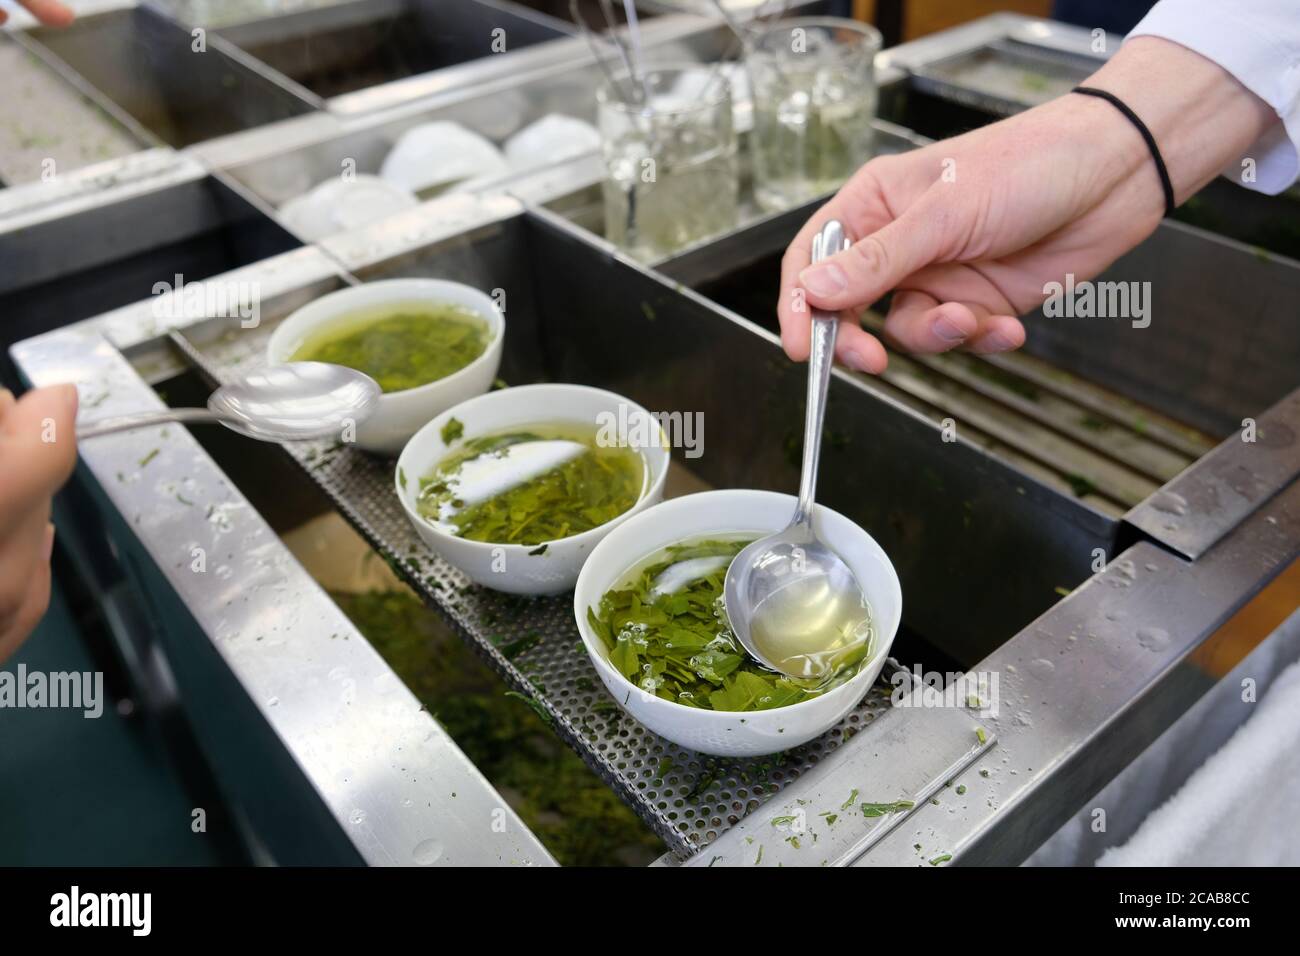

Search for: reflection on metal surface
xmin=0 ymin=31 xmax=143 ymax=187
xmin=26 ymin=6 xmax=323 ymax=148
xmin=207 ymin=0 xmax=577 ymax=102
xmin=1127 ymin=389 xmax=1300 ymax=560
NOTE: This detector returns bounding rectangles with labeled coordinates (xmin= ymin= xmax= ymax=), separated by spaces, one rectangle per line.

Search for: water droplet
xmin=1027 ymin=658 xmax=1055 ymax=680
xmin=412 ymin=838 xmax=443 ymax=865
xmin=349 ymin=808 xmax=367 ymax=825
xmin=1108 ymin=559 xmax=1138 ymax=589
xmin=1136 ymin=627 xmax=1170 ymax=651
xmin=1150 ymin=491 xmax=1189 ymax=516
xmin=267 ymin=696 xmax=279 ymax=707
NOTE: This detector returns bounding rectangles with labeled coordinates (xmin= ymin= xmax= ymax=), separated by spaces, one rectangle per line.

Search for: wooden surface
xmin=854 ymin=0 xmax=1053 ymax=40
xmin=1192 ymin=558 xmax=1300 ymax=679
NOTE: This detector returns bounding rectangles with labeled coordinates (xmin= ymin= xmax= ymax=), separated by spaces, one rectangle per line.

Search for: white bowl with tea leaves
xmin=267 ymin=278 xmax=504 ymax=455
xmin=573 ymin=489 xmax=902 ymax=756
xmin=396 ymin=384 xmax=671 ymax=595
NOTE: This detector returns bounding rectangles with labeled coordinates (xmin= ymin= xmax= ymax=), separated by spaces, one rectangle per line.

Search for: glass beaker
xmin=747 ymin=17 xmax=882 ymax=212
xmin=598 ymin=65 xmax=740 ymax=260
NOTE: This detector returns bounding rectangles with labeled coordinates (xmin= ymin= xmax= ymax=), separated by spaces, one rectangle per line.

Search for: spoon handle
xmin=77 ymin=408 xmax=217 ymax=440
xmin=793 ymin=219 xmax=851 ymax=528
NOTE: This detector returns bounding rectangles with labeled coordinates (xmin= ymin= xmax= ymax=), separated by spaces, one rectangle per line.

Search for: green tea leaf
xmin=609 ymin=637 xmax=641 ymax=680
xmin=441 ymin=417 xmax=465 ymax=444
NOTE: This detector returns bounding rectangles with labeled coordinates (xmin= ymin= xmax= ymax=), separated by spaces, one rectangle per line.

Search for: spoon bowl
xmin=210 ymin=362 xmax=381 ymax=441
xmin=725 ymin=526 xmax=873 ymax=680
xmin=77 ymin=362 xmax=381 ymax=442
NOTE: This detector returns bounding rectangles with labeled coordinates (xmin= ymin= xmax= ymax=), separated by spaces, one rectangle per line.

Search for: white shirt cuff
xmin=1128 ymin=0 xmax=1300 ymax=195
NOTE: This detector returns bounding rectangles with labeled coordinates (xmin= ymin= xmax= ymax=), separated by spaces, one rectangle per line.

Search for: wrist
xmin=1082 ymin=36 xmax=1277 ymax=204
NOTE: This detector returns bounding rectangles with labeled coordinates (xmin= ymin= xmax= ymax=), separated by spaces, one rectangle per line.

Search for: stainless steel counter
xmin=4 ymin=9 xmax=1297 ymax=866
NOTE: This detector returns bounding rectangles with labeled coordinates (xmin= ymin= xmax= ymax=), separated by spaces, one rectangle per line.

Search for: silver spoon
xmin=723 ymin=219 xmax=872 ymax=681
xmin=77 ymin=362 xmax=381 ymax=442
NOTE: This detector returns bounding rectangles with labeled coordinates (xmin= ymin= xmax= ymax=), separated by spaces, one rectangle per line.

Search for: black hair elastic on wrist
xmin=1072 ymin=86 xmax=1175 ymax=217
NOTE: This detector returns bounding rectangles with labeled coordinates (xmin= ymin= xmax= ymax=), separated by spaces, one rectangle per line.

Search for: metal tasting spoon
xmin=723 ymin=219 xmax=873 ymax=681
xmin=77 ymin=362 xmax=381 ymax=442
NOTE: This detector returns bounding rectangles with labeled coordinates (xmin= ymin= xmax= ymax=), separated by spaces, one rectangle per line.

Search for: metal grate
xmin=172 ymin=325 xmax=902 ymax=859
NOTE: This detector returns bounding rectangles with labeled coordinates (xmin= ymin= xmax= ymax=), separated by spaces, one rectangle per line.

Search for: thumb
xmin=0 ymin=384 xmax=79 ymax=516
xmin=797 ymin=196 xmax=947 ymax=311
xmin=18 ymin=1 xmax=76 ymax=27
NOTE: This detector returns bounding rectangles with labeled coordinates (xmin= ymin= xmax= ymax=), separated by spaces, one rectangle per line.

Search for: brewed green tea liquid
xmin=291 ymin=301 xmax=489 ymax=393
xmin=416 ymin=423 xmax=647 ymax=546
xmin=747 ymin=575 xmax=873 ymax=680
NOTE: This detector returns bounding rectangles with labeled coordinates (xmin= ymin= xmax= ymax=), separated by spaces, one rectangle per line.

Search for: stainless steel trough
xmin=3 ymin=8 xmax=1296 ymax=868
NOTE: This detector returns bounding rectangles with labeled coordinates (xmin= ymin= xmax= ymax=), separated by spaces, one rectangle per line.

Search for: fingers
xmin=14 ymin=1 xmax=75 ymax=26
xmin=0 ymin=384 xmax=70 ymax=665
xmin=0 ymin=526 xmax=53 ymax=665
xmin=0 ymin=384 xmax=79 ymax=533
xmin=964 ymin=313 xmax=1026 ymax=354
xmin=882 ymin=291 xmax=1026 ymax=355
xmin=834 ymin=320 xmax=889 ymax=375
xmin=797 ymin=194 xmax=948 ymax=315
xmin=779 ymin=237 xmax=890 ymax=371
xmin=883 ymin=292 xmax=979 ymax=352
xmin=0 ymin=506 xmax=49 ymax=635
xmin=778 ymin=193 xmax=857 ymax=362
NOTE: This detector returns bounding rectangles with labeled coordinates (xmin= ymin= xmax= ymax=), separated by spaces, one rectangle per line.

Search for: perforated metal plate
xmin=176 ymin=324 xmax=900 ymax=858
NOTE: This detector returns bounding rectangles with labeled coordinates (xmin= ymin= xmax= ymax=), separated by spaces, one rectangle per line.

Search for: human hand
xmin=778 ymin=37 xmax=1279 ymax=372
xmin=0 ymin=385 xmax=78 ymax=665
xmin=0 ymin=1 xmax=75 ymax=27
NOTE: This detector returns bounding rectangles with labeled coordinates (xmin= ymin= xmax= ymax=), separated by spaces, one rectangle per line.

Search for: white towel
xmin=1098 ymin=656 xmax=1300 ymax=866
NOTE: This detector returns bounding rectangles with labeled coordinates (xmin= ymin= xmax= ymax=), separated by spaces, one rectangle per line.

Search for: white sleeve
xmin=1128 ymin=0 xmax=1300 ymax=195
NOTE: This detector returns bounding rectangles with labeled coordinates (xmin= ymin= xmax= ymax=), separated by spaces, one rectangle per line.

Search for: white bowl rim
xmin=573 ymin=487 xmax=902 ymax=722
xmin=395 ymin=382 xmax=672 ymax=553
xmin=266 ymin=277 xmax=504 ymax=397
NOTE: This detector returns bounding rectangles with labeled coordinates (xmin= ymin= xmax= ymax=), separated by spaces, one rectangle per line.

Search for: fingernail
xmin=843 ymin=350 xmax=870 ymax=373
xmin=985 ymin=332 xmax=1017 ymax=352
xmin=42 ymin=524 xmax=55 ymax=562
xmin=934 ymin=315 xmax=969 ymax=343
xmin=799 ymin=263 xmax=848 ymax=298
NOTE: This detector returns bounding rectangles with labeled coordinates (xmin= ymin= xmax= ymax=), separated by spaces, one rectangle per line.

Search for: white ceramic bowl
xmin=573 ymin=489 xmax=902 ymax=757
xmin=396 ymin=384 xmax=671 ymax=595
xmin=266 ymin=278 xmax=504 ymax=455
